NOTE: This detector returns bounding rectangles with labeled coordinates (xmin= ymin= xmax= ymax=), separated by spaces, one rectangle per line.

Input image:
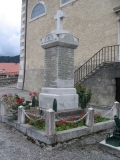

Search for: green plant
xmin=94 ymin=113 xmax=110 ymax=123
xmin=29 ymin=119 xmax=45 ymax=130
xmin=75 ymin=84 xmax=92 ymax=108
xmin=1 ymin=93 xmax=24 ymax=112
xmin=27 ymin=114 xmax=110 ymax=132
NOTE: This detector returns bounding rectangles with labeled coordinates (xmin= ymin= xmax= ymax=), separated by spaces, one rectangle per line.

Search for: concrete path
xmin=0 ymin=83 xmax=30 ymax=101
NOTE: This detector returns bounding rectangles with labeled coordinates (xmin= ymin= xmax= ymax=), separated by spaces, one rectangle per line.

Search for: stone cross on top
xmin=54 ymin=10 xmax=65 ymax=31
xmin=52 ymin=10 xmax=69 ymax=34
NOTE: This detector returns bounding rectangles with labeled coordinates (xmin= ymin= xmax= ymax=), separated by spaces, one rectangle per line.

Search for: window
xmin=61 ymin=0 xmax=76 ymax=7
xmin=30 ymin=2 xmax=46 ymax=21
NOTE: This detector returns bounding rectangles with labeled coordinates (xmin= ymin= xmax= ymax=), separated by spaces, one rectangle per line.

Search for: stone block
xmin=41 ymin=88 xmax=76 ymax=94
xmin=41 ymin=33 xmax=79 ymax=49
xmin=27 ymin=126 xmax=56 ymax=144
xmin=56 ymin=126 xmax=90 ymax=142
xmin=16 ymin=123 xmax=30 ymax=134
xmin=45 ymin=109 xmax=55 ymax=136
xmin=93 ymin=120 xmax=114 ymax=132
xmin=86 ymin=108 xmax=94 ymax=127
xmin=0 ymin=103 xmax=6 ymax=116
xmin=18 ymin=106 xmax=25 ymax=124
xmin=39 ymin=92 xmax=78 ymax=110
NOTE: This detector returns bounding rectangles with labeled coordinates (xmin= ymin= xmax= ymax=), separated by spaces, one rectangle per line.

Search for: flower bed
xmin=1 ymin=93 xmax=110 ymax=132
xmin=1 ymin=92 xmax=39 ymax=119
xmin=27 ymin=113 xmax=110 ymax=132
xmin=1 ymin=93 xmax=25 ymax=118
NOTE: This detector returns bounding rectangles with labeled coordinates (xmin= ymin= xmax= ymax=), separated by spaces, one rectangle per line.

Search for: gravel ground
xmin=0 ymin=122 xmax=119 ymax=160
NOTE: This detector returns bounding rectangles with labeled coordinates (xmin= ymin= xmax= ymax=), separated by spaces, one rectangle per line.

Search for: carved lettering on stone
xmin=44 ymin=47 xmax=57 ymax=87
xmin=58 ymin=46 xmax=74 ymax=80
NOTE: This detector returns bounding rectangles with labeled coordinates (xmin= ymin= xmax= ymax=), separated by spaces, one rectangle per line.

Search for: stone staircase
xmin=80 ymin=62 xmax=113 ymax=81
xmin=74 ymin=45 xmax=120 ymax=85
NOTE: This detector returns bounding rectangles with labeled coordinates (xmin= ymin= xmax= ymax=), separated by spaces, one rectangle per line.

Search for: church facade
xmin=17 ymin=0 xmax=120 ymax=92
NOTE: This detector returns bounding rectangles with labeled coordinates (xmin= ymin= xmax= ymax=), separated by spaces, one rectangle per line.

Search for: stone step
xmin=56 ymin=108 xmax=85 ymax=117
xmin=40 ymin=108 xmax=85 ymax=118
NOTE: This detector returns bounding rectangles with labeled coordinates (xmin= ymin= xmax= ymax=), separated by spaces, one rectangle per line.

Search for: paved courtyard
xmin=0 ymin=84 xmax=119 ymax=160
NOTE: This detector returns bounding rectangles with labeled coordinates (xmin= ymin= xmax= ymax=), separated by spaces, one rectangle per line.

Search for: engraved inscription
xmin=44 ymin=47 xmax=57 ymax=87
xmin=58 ymin=46 xmax=74 ymax=80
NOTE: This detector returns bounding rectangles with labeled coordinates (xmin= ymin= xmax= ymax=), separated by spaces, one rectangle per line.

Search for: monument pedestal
xmin=39 ymin=88 xmax=78 ymax=110
xmin=39 ymin=10 xmax=79 ymax=111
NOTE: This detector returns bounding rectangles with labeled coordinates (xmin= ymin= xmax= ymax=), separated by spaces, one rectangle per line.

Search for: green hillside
xmin=0 ymin=55 xmax=20 ymax=63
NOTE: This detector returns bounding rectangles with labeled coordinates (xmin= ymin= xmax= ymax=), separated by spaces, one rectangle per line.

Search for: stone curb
xmin=0 ymin=115 xmax=114 ymax=145
xmin=99 ymin=140 xmax=120 ymax=158
xmin=56 ymin=120 xmax=114 ymax=142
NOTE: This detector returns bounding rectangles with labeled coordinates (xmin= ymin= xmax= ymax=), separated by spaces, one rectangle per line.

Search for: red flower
xmin=29 ymin=92 xmax=32 ymax=96
xmin=80 ymin=113 xmax=85 ymax=117
xmin=41 ymin=119 xmax=45 ymax=122
xmin=2 ymin=94 xmax=7 ymax=97
xmin=68 ymin=116 xmax=76 ymax=121
xmin=28 ymin=114 xmax=36 ymax=119
xmin=16 ymin=99 xmax=23 ymax=103
xmin=29 ymin=92 xmax=37 ymax=98
xmin=94 ymin=114 xmax=97 ymax=118
xmin=60 ymin=118 xmax=66 ymax=124
xmin=56 ymin=121 xmax=61 ymax=126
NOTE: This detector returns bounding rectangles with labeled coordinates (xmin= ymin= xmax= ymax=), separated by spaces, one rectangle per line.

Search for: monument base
xmin=39 ymin=88 xmax=78 ymax=111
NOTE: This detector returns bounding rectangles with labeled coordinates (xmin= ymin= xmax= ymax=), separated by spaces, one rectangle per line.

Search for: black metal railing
xmin=74 ymin=45 xmax=120 ymax=84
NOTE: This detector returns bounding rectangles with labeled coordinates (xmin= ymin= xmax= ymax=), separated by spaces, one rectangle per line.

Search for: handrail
xmin=74 ymin=45 xmax=120 ymax=84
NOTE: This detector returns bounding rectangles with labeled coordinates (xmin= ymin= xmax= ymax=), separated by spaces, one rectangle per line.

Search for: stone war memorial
xmin=39 ymin=10 xmax=79 ymax=110
xmin=0 ymin=9 xmax=120 ymax=159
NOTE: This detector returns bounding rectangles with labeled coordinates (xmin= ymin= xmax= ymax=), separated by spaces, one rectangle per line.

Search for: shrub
xmin=75 ymin=84 xmax=92 ymax=108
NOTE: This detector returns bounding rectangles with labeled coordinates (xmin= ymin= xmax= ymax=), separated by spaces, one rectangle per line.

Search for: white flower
xmin=29 ymin=103 xmax=32 ymax=106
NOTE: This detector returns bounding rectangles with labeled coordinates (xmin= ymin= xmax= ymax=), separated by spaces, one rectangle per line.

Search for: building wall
xmin=23 ymin=0 xmax=120 ymax=91
xmin=81 ymin=62 xmax=120 ymax=107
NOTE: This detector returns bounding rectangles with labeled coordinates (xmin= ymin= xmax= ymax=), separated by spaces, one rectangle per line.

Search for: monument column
xmin=39 ymin=10 xmax=79 ymax=111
